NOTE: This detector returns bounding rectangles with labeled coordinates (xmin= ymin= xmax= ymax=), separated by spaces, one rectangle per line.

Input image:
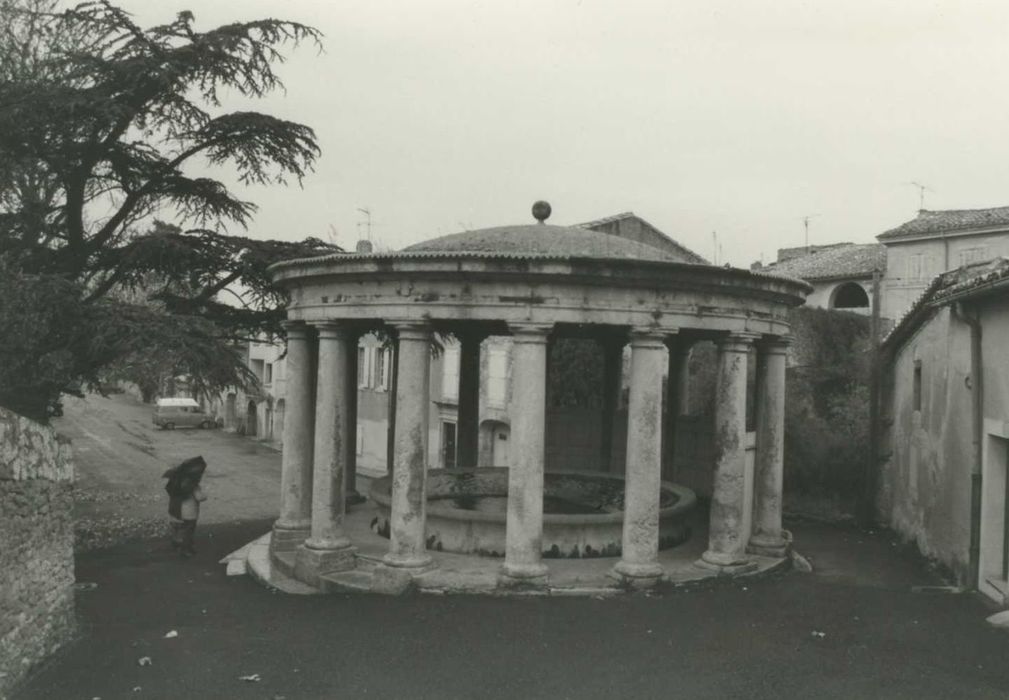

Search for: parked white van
xmin=152 ymin=398 xmax=214 ymax=430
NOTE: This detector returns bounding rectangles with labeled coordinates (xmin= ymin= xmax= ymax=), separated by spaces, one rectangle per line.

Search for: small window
xmin=907 ymin=254 xmax=925 ymax=282
xmin=913 ymin=360 xmax=922 ymax=411
xmin=265 ymin=363 xmax=273 ymax=384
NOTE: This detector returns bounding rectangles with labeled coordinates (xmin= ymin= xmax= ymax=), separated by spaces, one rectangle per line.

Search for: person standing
xmin=178 ymin=483 xmax=207 ymax=557
xmin=163 ymin=456 xmax=208 ymax=558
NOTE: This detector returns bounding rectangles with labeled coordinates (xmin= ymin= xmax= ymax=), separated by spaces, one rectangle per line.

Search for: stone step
xmin=321 ymin=569 xmax=376 ymax=594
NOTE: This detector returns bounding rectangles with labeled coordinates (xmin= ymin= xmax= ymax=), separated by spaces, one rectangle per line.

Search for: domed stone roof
xmin=403 ymin=224 xmax=693 ymax=263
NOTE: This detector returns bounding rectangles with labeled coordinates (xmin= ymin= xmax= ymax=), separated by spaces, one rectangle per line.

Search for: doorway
xmin=442 ymin=421 xmax=457 ymax=468
xmin=246 ymin=400 xmax=258 ymax=437
xmin=980 ymin=433 xmax=1009 ymax=603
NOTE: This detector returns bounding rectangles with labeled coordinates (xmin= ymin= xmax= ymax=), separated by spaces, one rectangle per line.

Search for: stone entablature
xmin=272 ymin=253 xmax=805 ymax=338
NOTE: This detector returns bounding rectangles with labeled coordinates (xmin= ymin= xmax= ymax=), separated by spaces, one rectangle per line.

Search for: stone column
xmin=748 ymin=337 xmax=790 ymax=557
xmin=611 ymin=330 xmax=668 ymax=588
xmin=345 ymin=331 xmax=365 ymax=505
xmin=600 ymin=334 xmax=625 ymax=473
xmin=662 ymin=338 xmax=692 ymax=479
xmin=385 ymin=338 xmax=398 ymax=477
xmin=499 ymin=323 xmax=551 ymax=588
xmin=381 ymin=323 xmax=434 ymax=572
xmin=295 ymin=323 xmax=357 ymax=584
xmin=272 ymin=322 xmax=316 ymax=553
xmin=456 ymin=330 xmax=484 ymax=469
xmin=699 ymin=332 xmax=758 ymax=573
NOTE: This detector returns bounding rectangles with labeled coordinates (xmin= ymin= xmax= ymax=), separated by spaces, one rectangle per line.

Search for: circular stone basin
xmin=369 ymin=468 xmax=697 ymax=559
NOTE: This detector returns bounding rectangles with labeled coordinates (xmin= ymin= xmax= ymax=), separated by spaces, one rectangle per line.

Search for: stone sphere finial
xmin=532 ymin=200 xmax=552 ymax=224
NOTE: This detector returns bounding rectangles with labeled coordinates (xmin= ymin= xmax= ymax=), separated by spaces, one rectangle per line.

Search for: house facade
xmin=756 ymin=242 xmax=886 ymax=316
xmin=878 ymin=206 xmax=1009 ymax=321
xmin=878 ymin=257 xmax=1009 ymax=603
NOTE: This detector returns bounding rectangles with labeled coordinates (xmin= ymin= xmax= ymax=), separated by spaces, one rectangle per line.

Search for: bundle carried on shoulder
xmin=163 ymin=456 xmax=207 ymax=518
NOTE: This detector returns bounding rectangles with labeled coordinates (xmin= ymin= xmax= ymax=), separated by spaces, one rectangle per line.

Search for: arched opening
xmin=246 ymin=400 xmax=258 ymax=437
xmin=831 ymin=282 xmax=870 ymax=310
xmin=224 ymin=393 xmax=237 ymax=430
xmin=274 ymin=399 xmax=285 ymax=444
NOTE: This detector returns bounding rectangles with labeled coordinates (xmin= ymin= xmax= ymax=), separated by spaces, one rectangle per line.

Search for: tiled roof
xmin=877 ymin=206 xmax=1009 ymax=241
xmin=883 ymin=257 xmax=1009 ymax=350
xmin=402 ymin=224 xmax=691 ymax=262
xmin=760 ymin=243 xmax=886 ymax=282
xmin=577 ymin=212 xmax=709 ymax=264
xmin=578 ymin=211 xmax=637 ymax=228
xmin=267 ymin=247 xmax=813 ymax=293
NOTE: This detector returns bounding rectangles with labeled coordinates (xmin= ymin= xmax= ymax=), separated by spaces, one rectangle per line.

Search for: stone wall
xmin=0 ymin=408 xmax=76 ymax=697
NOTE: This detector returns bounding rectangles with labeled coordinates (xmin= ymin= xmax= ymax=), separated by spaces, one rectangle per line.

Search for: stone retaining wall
xmin=0 ymin=408 xmax=76 ymax=697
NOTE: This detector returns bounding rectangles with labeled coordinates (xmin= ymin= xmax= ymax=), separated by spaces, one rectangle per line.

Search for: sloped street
xmin=55 ymin=393 xmax=282 ymax=550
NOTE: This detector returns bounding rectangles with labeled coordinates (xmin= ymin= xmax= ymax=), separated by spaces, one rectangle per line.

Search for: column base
xmin=382 ymin=551 xmax=434 ymax=571
xmin=747 ymin=528 xmax=793 ymax=558
xmin=609 ymin=561 xmax=664 ymax=589
xmin=293 ymin=544 xmax=357 ymax=588
xmin=695 ymin=550 xmax=758 ymax=575
xmin=498 ymin=562 xmax=549 ymax=589
xmin=270 ymin=522 xmax=309 ymax=554
xmin=747 ymin=538 xmax=788 ymax=558
xmin=305 ymin=534 xmax=353 ymax=551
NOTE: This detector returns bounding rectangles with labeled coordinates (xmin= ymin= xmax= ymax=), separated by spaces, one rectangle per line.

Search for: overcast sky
xmin=119 ymin=0 xmax=1009 ymax=266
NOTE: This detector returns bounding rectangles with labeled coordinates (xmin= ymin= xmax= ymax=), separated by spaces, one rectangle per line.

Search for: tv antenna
xmin=356 ymin=207 xmax=372 ymax=241
xmin=908 ymin=181 xmax=932 ymax=210
xmin=801 ymin=214 xmax=820 ymax=252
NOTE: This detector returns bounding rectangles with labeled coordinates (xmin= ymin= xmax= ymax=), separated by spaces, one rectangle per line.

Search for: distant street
xmin=56 ymin=393 xmax=283 ymax=549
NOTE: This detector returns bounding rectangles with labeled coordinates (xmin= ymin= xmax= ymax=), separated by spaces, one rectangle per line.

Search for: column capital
xmin=389 ymin=321 xmax=433 ymax=342
xmin=311 ymin=321 xmax=355 ymax=341
xmin=717 ymin=332 xmax=760 ymax=352
xmin=628 ymin=328 xmax=669 ymax=349
xmin=757 ymin=336 xmax=793 ymax=355
xmin=281 ymin=320 xmax=311 ymax=339
xmin=508 ymin=322 xmax=552 ymax=343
